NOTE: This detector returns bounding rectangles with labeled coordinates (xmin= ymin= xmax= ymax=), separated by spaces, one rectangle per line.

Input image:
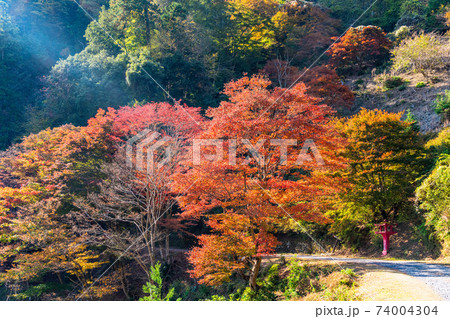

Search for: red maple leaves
xmin=327 ymin=26 xmax=392 ymax=74
xmin=173 ymin=75 xmax=346 ymax=288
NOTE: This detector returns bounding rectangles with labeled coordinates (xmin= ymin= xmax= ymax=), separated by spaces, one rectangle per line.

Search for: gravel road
xmin=287 ymin=255 xmax=450 ymax=301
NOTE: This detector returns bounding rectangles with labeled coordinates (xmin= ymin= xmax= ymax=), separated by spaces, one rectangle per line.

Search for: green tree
xmin=80 ymin=0 xmax=217 ymax=109
xmin=35 ymin=50 xmax=131 ymax=129
xmin=139 ymin=263 xmax=176 ymax=301
xmin=316 ymin=0 xmax=403 ymax=32
xmin=416 ymin=127 xmax=450 ymax=255
xmin=330 ymin=109 xmax=427 ymax=245
xmin=0 ymin=1 xmax=45 ymax=149
xmin=416 ymin=142 xmax=450 ymax=256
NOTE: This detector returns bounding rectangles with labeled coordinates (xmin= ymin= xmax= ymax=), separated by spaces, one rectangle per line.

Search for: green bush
xmin=198 ymin=261 xmax=359 ymax=301
xmin=283 ymin=260 xmax=317 ymax=300
xmin=140 ymin=263 xmax=178 ymax=301
xmin=12 ymin=283 xmax=67 ymax=301
xmin=390 ymin=26 xmax=413 ymax=44
xmin=208 ymin=295 xmax=227 ymax=301
xmin=416 ymin=81 xmax=426 ymax=88
xmin=235 ymin=286 xmax=275 ymax=301
xmin=384 ymin=76 xmax=405 ymax=89
xmin=432 ymin=91 xmax=450 ymax=119
xmin=416 ymin=155 xmax=450 ymax=255
xmin=426 ymin=127 xmax=450 ymax=155
xmin=234 ymin=264 xmax=282 ymax=301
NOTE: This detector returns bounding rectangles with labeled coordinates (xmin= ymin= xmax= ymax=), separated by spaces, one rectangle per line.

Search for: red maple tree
xmin=173 ymin=75 xmax=346 ymax=290
xmin=261 ymin=62 xmax=354 ymax=111
xmin=327 ymin=26 xmax=392 ymax=74
xmin=302 ymin=65 xmax=355 ymax=111
xmin=0 ymin=102 xmax=204 ymax=295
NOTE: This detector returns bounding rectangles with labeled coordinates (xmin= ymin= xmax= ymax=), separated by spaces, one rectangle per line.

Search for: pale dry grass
xmin=340 ymin=262 xmax=443 ymax=301
xmin=280 ymin=259 xmax=444 ymax=301
xmin=356 ymin=267 xmax=443 ymax=301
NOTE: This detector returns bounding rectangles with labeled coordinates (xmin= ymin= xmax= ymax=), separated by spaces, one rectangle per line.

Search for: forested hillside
xmin=0 ymin=0 xmax=449 ymax=301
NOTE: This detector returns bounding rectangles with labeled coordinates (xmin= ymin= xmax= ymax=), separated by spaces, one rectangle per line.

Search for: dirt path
xmin=286 ymin=255 xmax=450 ymax=301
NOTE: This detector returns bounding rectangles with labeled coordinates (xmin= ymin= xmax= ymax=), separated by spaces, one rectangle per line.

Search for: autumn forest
xmin=0 ymin=0 xmax=450 ymax=301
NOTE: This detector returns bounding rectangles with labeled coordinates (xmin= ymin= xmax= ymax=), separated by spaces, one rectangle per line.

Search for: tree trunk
xmin=143 ymin=2 xmax=151 ymax=46
xmin=165 ymin=233 xmax=170 ymax=261
xmin=149 ymin=230 xmax=155 ymax=267
xmin=56 ymin=272 xmax=64 ymax=285
xmin=249 ymin=256 xmax=262 ymax=291
xmin=159 ymin=243 xmax=164 ymax=259
xmin=120 ymin=264 xmax=130 ymax=300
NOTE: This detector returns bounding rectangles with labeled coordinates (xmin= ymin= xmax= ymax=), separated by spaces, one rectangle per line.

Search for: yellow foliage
xmin=426 ymin=127 xmax=450 ymax=150
xmin=228 ymin=0 xmax=281 ymax=11
xmin=64 ymin=245 xmax=106 ymax=277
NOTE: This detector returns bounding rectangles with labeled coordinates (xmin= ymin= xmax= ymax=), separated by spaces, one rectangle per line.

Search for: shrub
xmin=303 ymin=267 xmax=359 ymax=301
xmin=416 ymin=155 xmax=450 ymax=256
xmin=140 ymin=263 xmax=177 ymax=301
xmin=208 ymin=295 xmax=227 ymax=301
xmin=340 ymin=268 xmax=356 ymax=284
xmin=390 ymin=26 xmax=413 ymax=44
xmin=416 ymin=81 xmax=426 ymax=88
xmin=226 ymin=264 xmax=282 ymax=301
xmin=327 ymin=26 xmax=392 ymax=75
xmin=426 ymin=127 xmax=450 ymax=155
xmin=432 ymin=90 xmax=450 ymax=120
xmin=321 ymin=285 xmax=360 ymax=301
xmin=384 ymin=76 xmax=405 ymax=89
xmin=392 ymin=33 xmax=450 ymax=79
xmin=282 ymin=260 xmax=329 ymax=300
xmin=237 ymin=286 xmax=277 ymax=301
xmin=264 ymin=264 xmax=283 ymax=291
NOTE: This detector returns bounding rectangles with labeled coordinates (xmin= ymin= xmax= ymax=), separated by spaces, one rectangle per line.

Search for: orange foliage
xmin=173 ymin=75 xmax=346 ymax=287
xmin=261 ymin=59 xmax=301 ymax=88
xmin=302 ymin=66 xmax=355 ymax=111
xmin=327 ymin=26 xmax=392 ymax=74
xmin=276 ymin=2 xmax=341 ymax=66
xmin=0 ymin=102 xmax=203 ymax=296
xmin=88 ymin=102 xmax=203 ymax=140
xmin=261 ymin=62 xmax=354 ymax=110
